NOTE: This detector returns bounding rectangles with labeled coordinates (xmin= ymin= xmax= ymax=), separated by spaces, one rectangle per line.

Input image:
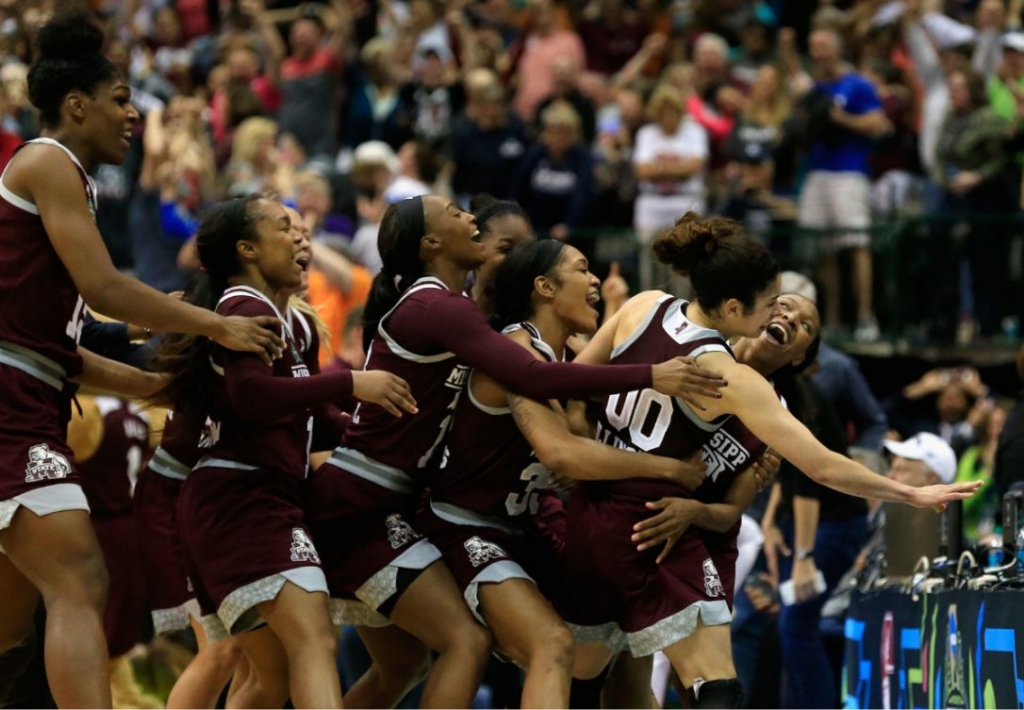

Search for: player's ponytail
xmin=363 ymin=197 xmax=427 ymax=353
xmin=491 ymin=240 xmax=565 ymax=331
xmin=149 ymin=196 xmax=261 ymax=418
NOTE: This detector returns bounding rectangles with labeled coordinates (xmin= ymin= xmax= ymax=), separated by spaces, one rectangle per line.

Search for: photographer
xmin=796 ymin=28 xmax=890 ymax=342
xmin=885 ymin=367 xmax=991 ymax=455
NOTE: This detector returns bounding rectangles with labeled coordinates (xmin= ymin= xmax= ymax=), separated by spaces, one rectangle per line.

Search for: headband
xmin=394 ymin=195 xmax=426 ymax=244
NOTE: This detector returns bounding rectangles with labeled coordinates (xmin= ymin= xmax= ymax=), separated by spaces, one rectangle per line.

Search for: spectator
xmin=724 ymin=63 xmax=799 ymax=192
xmin=761 ymin=369 xmax=869 ymax=710
xmin=632 ymin=84 xmax=709 ymax=289
xmin=930 ymin=68 xmax=1012 ymax=341
xmin=534 ymin=54 xmax=597 ymax=145
xmin=731 ymin=18 xmax=777 ymax=87
xmin=306 ymin=241 xmax=373 ymax=366
xmin=344 ymin=37 xmax=410 ymax=151
xmin=797 ymin=27 xmax=890 ymax=341
xmin=397 ymin=47 xmax=465 ymax=149
xmin=717 ymin=141 xmax=797 ymax=245
xmin=510 ymin=0 xmax=586 ymax=122
xmin=886 ymin=367 xmax=989 ymax=455
xmin=223 ymin=116 xmax=280 ymax=196
xmin=279 ymin=1 xmax=348 ymax=160
xmin=384 ymin=140 xmax=439 ymax=204
xmin=577 ymin=0 xmax=650 ymax=77
xmin=512 ymin=100 xmax=593 ymax=241
xmin=956 ymin=399 xmax=1009 ymax=544
xmin=592 ymin=85 xmax=645 ymax=227
xmin=901 ymin=0 xmax=1002 ymax=176
xmin=450 ymin=74 xmax=529 ymax=204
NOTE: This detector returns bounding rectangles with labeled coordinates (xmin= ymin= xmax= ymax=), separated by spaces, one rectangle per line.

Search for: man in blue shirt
xmin=798 ymin=29 xmax=890 ymax=342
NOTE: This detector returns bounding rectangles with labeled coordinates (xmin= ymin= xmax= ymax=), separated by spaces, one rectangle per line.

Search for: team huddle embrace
xmin=0 ymin=9 xmax=981 ymax=710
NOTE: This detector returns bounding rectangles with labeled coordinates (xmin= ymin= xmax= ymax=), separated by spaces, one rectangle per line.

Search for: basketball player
xmin=0 ymin=11 xmax=284 ymax=706
xmin=425 ymin=240 xmax=716 ymax=708
xmin=307 ymin=194 xmax=726 ymax=708
xmin=563 ymin=214 xmax=981 ymax=708
xmin=68 ymin=396 xmax=160 ymax=709
xmin=152 ymin=196 xmax=417 ymax=709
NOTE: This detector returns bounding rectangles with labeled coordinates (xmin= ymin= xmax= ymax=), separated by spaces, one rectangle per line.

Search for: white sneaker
xmin=854 ymin=317 xmax=880 ymax=342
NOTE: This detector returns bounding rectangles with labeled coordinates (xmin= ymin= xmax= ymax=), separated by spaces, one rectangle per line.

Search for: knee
xmin=205 ymin=638 xmax=244 ymax=672
xmin=377 ymin=643 xmax=431 ymax=688
xmin=446 ymin=621 xmax=491 ymax=663
xmin=44 ymin=550 xmax=108 ymax=610
xmin=533 ymin=623 xmax=576 ymax=669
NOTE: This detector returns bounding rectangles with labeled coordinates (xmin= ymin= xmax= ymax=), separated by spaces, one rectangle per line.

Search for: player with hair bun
xmin=563 ymin=213 xmax=982 ymax=708
xmin=0 ymin=11 xmax=283 ymax=706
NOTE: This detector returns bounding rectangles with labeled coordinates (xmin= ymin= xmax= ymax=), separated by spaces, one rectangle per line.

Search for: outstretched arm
xmin=704 ymin=359 xmax=981 ymax=508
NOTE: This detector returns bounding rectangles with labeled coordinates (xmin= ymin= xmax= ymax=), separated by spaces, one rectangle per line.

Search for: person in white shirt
xmin=632 ymin=84 xmax=709 ymax=291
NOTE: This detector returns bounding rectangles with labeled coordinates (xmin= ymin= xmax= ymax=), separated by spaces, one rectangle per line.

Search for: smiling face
xmin=422 ymin=195 xmax=485 ymax=270
xmin=239 ymin=199 xmax=309 ymax=292
xmin=748 ymin=294 xmax=820 ymax=374
xmin=541 ymin=245 xmax=602 ymax=335
xmin=282 ymin=204 xmax=313 ymax=295
xmin=79 ymin=77 xmax=139 ymax=165
xmin=476 ymin=213 xmax=535 ymax=300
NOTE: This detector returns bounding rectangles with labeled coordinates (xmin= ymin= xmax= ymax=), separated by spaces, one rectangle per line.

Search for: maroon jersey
xmin=80 ymin=398 xmax=151 ymax=518
xmin=432 ymin=322 xmax=558 ymax=525
xmin=591 ymin=296 xmax=735 ymax=501
xmin=342 ymin=276 xmax=651 ymax=484
xmin=200 ymin=286 xmax=338 ymax=479
xmin=0 ymin=138 xmax=97 ymax=379
xmin=342 ymin=277 xmax=470 ymax=479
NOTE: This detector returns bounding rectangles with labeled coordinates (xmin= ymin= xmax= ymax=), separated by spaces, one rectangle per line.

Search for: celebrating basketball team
xmin=0 ymin=10 xmax=981 ymax=710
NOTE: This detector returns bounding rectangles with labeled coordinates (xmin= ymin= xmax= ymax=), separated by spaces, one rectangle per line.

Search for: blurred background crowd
xmin=2 ymin=0 xmax=1024 ymax=348
xmin=7 ymin=0 xmax=1024 ymax=707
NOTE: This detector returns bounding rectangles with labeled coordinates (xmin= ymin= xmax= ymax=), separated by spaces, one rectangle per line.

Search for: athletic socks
xmin=688 ymin=677 xmax=745 ymax=709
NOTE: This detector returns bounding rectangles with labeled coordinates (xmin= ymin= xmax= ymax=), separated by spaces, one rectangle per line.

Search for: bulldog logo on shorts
xmin=24 ymin=444 xmax=71 ymax=483
xmin=289 ymin=528 xmax=321 ymax=564
xmin=464 ymin=536 xmax=506 ymax=567
xmin=385 ymin=514 xmax=420 ymax=550
xmin=702 ymin=558 xmax=724 ymax=598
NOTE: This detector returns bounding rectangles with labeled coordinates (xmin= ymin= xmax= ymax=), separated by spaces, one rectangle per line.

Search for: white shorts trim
xmin=463 ymin=559 xmax=534 ymax=626
xmin=355 ymin=538 xmax=442 ymax=610
xmin=151 ymin=598 xmax=200 ymax=636
xmin=626 ymin=599 xmax=732 ymax=657
xmin=208 ymin=566 xmax=328 ymax=640
xmin=329 ymin=598 xmax=392 ymax=628
xmin=0 ymin=484 xmax=90 ymax=554
xmin=566 ymin=621 xmax=628 ymax=654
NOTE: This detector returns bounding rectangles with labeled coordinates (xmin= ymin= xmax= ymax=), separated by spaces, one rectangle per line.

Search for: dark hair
xmin=413 ymin=142 xmax=444 ymax=184
xmin=951 ymin=67 xmax=989 ymax=109
xmin=362 ymin=197 xmax=428 ymax=352
xmin=150 ymin=196 xmax=263 ymax=418
xmin=491 ymin=240 xmax=565 ymax=330
xmin=27 ymin=10 xmax=119 ymax=128
xmin=473 ymin=195 xmax=533 ymax=237
xmin=654 ymin=212 xmax=778 ymax=313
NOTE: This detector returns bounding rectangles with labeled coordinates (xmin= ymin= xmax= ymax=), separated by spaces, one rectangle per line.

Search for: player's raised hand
xmin=909 ymin=479 xmax=983 ymax=511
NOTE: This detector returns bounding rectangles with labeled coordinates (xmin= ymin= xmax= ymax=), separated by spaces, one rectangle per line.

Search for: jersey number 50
xmin=605 ymin=389 xmax=673 ymax=450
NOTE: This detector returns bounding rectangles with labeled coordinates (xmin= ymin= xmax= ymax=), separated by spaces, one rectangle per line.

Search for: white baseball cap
xmin=883 ymin=433 xmax=957 ymax=483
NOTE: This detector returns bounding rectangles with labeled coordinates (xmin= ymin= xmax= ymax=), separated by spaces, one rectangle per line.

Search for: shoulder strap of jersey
xmin=610 ymin=294 xmax=675 ymax=360
xmin=377 ymin=276 xmax=455 ymax=364
xmin=0 ymin=138 xmax=98 ymax=215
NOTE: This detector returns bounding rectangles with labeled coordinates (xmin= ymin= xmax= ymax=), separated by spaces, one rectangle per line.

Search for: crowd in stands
xmin=6 ymin=0 xmax=1024 ymax=707
xmin=0 ymin=0 xmax=1023 ymax=345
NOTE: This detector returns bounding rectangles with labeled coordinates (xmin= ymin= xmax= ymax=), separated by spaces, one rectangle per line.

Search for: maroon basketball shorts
xmin=417 ymin=499 xmax=563 ymax=625
xmin=0 ymin=363 xmax=88 ymax=546
xmin=561 ymin=486 xmax=734 ymax=657
xmin=306 ymin=449 xmax=441 ymax=625
xmin=93 ymin=513 xmax=148 ymax=657
xmin=178 ymin=462 xmax=328 ymax=641
xmin=133 ymin=461 xmax=196 ymax=634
